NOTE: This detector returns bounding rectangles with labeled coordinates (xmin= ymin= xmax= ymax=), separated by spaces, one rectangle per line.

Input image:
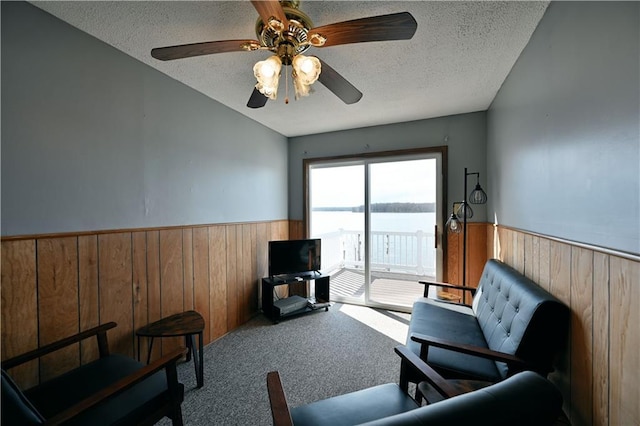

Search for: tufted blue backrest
xmin=472 ymin=259 xmax=569 ymax=379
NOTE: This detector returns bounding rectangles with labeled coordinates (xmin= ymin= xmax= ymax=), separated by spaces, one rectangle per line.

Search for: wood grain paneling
xmin=78 ymin=235 xmax=99 ymax=365
xmin=226 ymin=225 xmax=240 ymax=331
xmin=1 ymin=240 xmax=38 ymax=388
xmin=242 ymin=224 xmax=254 ymax=322
xmin=182 ymin=229 xmax=194 ymax=312
xmin=159 ymin=229 xmax=185 ymax=354
xmin=492 ymin=224 xmax=639 ymax=426
xmin=570 ymin=247 xmax=593 ymax=426
xmin=98 ymin=233 xmax=133 ymax=358
xmin=445 ymin=223 xmax=487 ymax=304
xmin=256 ymin=222 xmax=269 ymax=308
xmin=37 ymin=237 xmax=79 ymax=382
xmin=146 ymin=231 xmax=162 ymax=362
xmin=208 ymin=226 xmax=227 ymax=341
xmin=609 ymin=255 xmax=639 ymax=426
xmin=1 ymin=220 xmax=290 ymax=389
xmin=192 ymin=227 xmax=209 ymax=343
xmin=592 ymin=252 xmax=609 ymax=426
xmin=132 ymin=232 xmax=148 ymax=362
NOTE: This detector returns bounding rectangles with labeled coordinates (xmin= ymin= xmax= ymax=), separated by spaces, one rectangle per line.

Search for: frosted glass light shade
xmin=292 ymin=55 xmax=321 ymax=99
xmin=254 ymin=56 xmax=282 ymax=99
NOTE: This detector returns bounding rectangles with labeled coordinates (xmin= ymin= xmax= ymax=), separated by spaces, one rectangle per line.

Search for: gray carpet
xmin=160 ymin=303 xmax=411 ymax=425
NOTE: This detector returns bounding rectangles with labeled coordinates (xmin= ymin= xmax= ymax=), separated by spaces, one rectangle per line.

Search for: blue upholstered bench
xmin=407 ymin=259 xmax=569 ymax=383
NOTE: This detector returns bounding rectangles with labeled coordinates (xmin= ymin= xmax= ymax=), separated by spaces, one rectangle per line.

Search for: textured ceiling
xmin=31 ymin=1 xmax=549 ymax=137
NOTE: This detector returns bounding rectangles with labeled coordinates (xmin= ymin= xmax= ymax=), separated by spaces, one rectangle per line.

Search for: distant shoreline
xmin=313 ymin=202 xmax=435 ymax=213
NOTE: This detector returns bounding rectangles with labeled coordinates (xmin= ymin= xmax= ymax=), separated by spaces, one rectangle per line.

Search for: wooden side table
xmin=136 ymin=310 xmax=205 ymax=388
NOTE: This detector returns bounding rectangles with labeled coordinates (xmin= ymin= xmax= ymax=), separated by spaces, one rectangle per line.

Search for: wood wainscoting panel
xmin=492 ymin=224 xmax=639 ymax=426
xmin=78 ymin=235 xmax=100 ymax=365
xmin=131 ymin=232 xmax=149 ymax=364
xmin=98 ymin=233 xmax=134 ymax=358
xmin=146 ymin=230 xmax=162 ymax=362
xmin=1 ymin=240 xmax=38 ymax=388
xmin=159 ymin=229 xmax=185 ymax=355
xmin=608 ymin=255 xmax=639 ymax=425
xmin=256 ymin=223 xmax=269 ymax=310
xmin=570 ymin=247 xmax=594 ymax=426
xmin=37 ymin=237 xmax=80 ymax=382
xmin=192 ymin=227 xmax=210 ymax=342
xmin=289 ymin=220 xmax=305 ymax=240
xmin=445 ymin=223 xmax=488 ymax=304
xmin=0 ymin=220 xmax=291 ymax=388
xmin=242 ymin=224 xmax=255 ymax=323
xmin=207 ymin=225 xmax=227 ymax=342
xmin=182 ymin=229 xmax=194 ymax=312
xmin=225 ymin=225 xmax=240 ymax=331
xmin=592 ymin=252 xmax=610 ymax=426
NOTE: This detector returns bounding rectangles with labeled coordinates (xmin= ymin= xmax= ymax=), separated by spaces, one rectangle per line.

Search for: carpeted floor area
xmin=160 ymin=303 xmax=411 ymax=425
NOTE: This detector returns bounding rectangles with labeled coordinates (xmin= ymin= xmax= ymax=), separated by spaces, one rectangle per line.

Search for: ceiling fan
xmin=151 ymin=0 xmax=417 ymax=108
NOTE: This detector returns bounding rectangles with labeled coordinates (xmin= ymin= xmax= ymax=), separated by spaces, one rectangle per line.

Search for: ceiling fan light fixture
xmin=292 ymin=54 xmax=321 ymax=99
xmin=254 ymin=55 xmax=282 ymax=99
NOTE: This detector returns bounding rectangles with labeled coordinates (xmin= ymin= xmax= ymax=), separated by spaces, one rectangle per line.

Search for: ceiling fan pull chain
xmin=285 ymin=67 xmax=290 ymax=104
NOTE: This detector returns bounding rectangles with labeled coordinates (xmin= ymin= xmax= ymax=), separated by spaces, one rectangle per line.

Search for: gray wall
xmin=288 ymin=112 xmax=487 ymax=221
xmin=487 ymin=1 xmax=639 ymax=255
xmin=1 ymin=2 xmax=288 ymax=236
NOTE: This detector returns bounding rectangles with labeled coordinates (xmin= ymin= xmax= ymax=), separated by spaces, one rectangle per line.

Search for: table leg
xmin=198 ymin=331 xmax=204 ymax=388
xmin=146 ymin=338 xmax=155 ymax=365
xmin=185 ymin=335 xmax=192 ymax=362
xmin=189 ymin=333 xmax=204 ymax=388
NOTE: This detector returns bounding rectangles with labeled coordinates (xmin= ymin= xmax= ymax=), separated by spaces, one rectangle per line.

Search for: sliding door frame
xmin=302 ymin=146 xmax=449 ymax=286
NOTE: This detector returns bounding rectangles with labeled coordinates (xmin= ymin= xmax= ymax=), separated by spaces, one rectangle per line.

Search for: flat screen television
xmin=268 ymin=238 xmax=321 ymax=278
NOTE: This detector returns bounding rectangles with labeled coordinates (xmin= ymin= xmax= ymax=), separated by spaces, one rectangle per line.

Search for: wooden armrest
xmin=2 ymin=322 xmax=117 ymax=370
xmin=410 ymin=333 xmax=529 ymax=369
xmin=45 ymin=347 xmax=187 ymax=426
xmin=417 ymin=280 xmax=477 ymax=298
xmin=266 ymin=371 xmax=293 ymax=426
xmin=394 ymin=345 xmax=459 ymax=399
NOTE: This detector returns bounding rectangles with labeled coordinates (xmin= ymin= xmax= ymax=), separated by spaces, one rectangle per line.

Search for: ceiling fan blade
xmin=251 ymin=0 xmax=289 ymax=29
xmin=317 ymin=59 xmax=363 ymax=105
xmin=247 ymin=87 xmax=269 ymax=109
xmin=151 ymin=39 xmax=258 ymax=61
xmin=308 ymin=12 xmax=417 ymax=48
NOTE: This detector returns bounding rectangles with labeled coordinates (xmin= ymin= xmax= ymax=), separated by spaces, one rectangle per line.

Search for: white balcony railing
xmin=318 ymin=229 xmax=436 ymax=277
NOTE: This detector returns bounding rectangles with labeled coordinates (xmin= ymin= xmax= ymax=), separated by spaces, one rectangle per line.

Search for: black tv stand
xmin=262 ymin=274 xmax=330 ymax=324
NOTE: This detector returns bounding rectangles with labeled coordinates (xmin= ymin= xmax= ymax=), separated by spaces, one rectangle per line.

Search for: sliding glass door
xmin=307 ymin=150 xmax=443 ymax=312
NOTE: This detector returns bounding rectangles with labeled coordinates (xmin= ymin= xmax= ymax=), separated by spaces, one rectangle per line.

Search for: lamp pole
xmin=461 ymin=167 xmax=487 ymax=287
xmin=463 ymin=168 xmax=469 ymax=287
xmin=445 ymin=168 xmax=486 ymax=290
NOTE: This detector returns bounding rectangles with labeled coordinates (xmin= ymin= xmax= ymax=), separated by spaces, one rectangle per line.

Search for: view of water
xmin=310 ymin=211 xmax=436 ymax=235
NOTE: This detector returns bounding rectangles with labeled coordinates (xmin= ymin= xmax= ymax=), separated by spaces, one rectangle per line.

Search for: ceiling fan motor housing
xmin=255 ymin=5 xmax=314 ymax=63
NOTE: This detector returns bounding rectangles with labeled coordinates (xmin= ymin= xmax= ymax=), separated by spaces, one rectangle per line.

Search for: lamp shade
xmin=254 ymin=56 xmax=282 ymax=99
xmin=469 ymin=183 xmax=487 ymax=204
xmin=446 ymin=212 xmax=462 ymax=234
xmin=455 ymin=202 xmax=474 ymax=219
xmin=292 ymin=54 xmax=321 ymax=99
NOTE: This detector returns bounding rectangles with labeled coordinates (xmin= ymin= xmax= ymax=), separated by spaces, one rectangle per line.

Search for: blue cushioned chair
xmin=1 ymin=322 xmax=185 ymax=426
xmin=267 ymin=345 xmax=563 ymax=426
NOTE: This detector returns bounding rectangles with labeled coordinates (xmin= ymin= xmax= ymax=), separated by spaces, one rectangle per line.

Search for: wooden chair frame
xmin=2 ymin=322 xmax=186 ymax=426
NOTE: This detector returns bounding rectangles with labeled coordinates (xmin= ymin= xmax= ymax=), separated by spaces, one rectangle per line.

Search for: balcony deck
xmin=328 ymin=268 xmax=436 ymax=309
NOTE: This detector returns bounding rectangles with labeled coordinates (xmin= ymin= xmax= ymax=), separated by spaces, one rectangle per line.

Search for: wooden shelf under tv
xmin=261 ymin=274 xmax=330 ymax=324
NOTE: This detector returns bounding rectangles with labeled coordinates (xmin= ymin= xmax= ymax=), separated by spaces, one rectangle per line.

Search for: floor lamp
xmin=445 ymin=167 xmax=487 ymax=287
